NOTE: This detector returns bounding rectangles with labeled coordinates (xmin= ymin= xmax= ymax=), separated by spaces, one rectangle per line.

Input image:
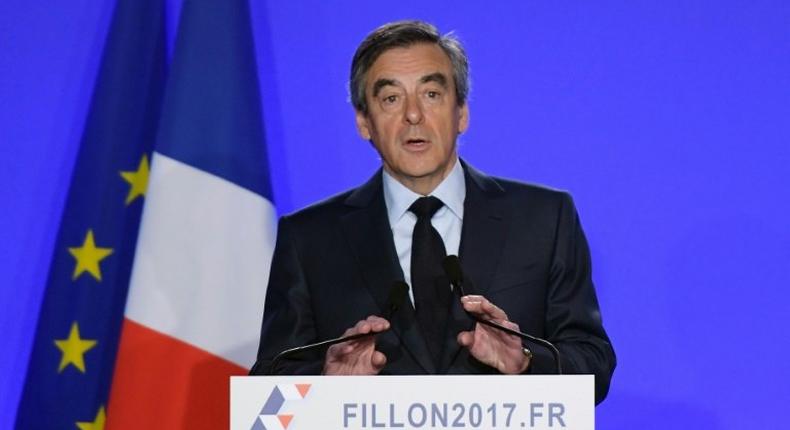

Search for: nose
xmin=403 ymin=95 xmax=424 ymax=125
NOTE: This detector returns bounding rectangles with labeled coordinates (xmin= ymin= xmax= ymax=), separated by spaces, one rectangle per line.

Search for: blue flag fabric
xmin=15 ymin=0 xmax=165 ymax=427
xmin=155 ymin=0 xmax=273 ymax=199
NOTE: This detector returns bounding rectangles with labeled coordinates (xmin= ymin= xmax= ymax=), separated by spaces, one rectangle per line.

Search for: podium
xmin=231 ymin=375 xmax=593 ymax=429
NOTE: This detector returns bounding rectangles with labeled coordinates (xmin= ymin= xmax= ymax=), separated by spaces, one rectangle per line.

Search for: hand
xmin=322 ymin=315 xmax=390 ymax=375
xmin=457 ymin=295 xmax=530 ymax=374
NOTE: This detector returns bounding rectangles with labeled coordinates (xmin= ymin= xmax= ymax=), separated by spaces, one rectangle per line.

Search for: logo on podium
xmin=249 ymin=383 xmax=312 ymax=430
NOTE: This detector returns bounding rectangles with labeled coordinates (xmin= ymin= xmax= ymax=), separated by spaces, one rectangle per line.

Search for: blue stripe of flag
xmin=154 ymin=0 xmax=273 ymax=201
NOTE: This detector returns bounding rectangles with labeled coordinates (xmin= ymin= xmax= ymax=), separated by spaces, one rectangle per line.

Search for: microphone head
xmin=388 ymin=281 xmax=409 ymax=313
xmin=442 ymin=255 xmax=463 ymax=285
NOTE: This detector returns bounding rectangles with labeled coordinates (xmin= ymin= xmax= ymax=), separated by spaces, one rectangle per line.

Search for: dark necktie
xmin=409 ymin=196 xmax=452 ymax=365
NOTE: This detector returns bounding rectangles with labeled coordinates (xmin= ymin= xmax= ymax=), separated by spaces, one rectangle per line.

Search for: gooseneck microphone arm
xmin=442 ymin=256 xmax=563 ymax=374
xmin=263 ymin=281 xmax=410 ymax=375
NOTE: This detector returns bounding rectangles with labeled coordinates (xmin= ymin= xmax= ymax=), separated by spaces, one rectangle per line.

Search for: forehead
xmin=366 ymin=43 xmax=453 ymax=86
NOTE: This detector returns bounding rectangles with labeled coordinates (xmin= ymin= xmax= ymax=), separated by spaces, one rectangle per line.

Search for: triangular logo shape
xmin=277 ymin=414 xmax=294 ymax=429
xmin=249 ymin=416 xmax=266 ymax=430
xmin=295 ymin=384 xmax=311 ymax=398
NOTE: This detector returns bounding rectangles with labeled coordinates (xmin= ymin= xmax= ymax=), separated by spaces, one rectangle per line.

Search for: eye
xmin=425 ymin=90 xmax=444 ymax=101
xmin=383 ymin=95 xmax=398 ymax=104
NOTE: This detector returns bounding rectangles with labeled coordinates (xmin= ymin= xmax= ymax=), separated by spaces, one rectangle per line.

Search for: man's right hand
xmin=322 ymin=315 xmax=390 ymax=375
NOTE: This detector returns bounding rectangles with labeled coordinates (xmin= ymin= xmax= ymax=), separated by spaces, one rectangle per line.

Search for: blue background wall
xmin=2 ymin=1 xmax=789 ymax=428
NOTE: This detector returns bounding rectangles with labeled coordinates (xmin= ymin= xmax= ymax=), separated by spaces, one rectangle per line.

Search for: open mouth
xmin=403 ymin=138 xmax=430 ymax=152
xmin=405 ymin=138 xmax=429 ymax=146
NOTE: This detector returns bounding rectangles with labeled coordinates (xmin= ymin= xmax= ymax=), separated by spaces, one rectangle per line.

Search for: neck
xmin=386 ymin=155 xmax=458 ymax=196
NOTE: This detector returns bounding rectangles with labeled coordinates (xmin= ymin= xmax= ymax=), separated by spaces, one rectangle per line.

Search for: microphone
xmin=442 ymin=255 xmax=563 ymax=374
xmin=264 ymin=281 xmax=409 ymax=375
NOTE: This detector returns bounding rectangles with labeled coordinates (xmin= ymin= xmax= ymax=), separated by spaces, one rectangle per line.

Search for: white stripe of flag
xmin=125 ymin=152 xmax=275 ymax=367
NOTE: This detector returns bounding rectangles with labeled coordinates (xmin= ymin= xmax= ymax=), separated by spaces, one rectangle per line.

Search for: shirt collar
xmin=383 ymin=158 xmax=466 ymax=226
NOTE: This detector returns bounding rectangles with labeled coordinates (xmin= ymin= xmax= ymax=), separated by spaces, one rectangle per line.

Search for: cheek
xmin=377 ymin=124 xmax=402 ymax=144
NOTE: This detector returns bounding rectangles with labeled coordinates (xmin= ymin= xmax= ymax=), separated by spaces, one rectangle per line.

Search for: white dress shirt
xmin=382 ymin=158 xmax=466 ymax=305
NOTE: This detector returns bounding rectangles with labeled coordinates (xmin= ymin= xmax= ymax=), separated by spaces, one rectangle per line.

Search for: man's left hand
xmin=457 ymin=295 xmax=530 ymax=374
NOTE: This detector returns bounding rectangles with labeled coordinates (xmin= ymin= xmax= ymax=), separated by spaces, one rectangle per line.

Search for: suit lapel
xmin=458 ymin=161 xmax=507 ymax=297
xmin=340 ymin=171 xmax=436 ymax=373
xmin=440 ymin=161 xmax=508 ymax=372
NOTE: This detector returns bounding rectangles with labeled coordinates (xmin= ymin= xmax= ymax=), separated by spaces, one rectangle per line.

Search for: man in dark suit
xmin=252 ymin=20 xmax=615 ymax=403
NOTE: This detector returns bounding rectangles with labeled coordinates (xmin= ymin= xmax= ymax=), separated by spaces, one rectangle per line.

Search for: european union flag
xmin=15 ymin=0 xmax=165 ymax=427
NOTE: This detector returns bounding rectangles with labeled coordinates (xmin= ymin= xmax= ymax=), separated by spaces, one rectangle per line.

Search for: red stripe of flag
xmin=106 ymin=319 xmax=246 ymax=429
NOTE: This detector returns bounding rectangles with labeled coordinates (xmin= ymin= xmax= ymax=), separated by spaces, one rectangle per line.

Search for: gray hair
xmin=350 ymin=20 xmax=470 ymax=114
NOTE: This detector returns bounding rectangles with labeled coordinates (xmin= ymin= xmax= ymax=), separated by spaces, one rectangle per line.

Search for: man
xmin=252 ymin=20 xmax=616 ymax=403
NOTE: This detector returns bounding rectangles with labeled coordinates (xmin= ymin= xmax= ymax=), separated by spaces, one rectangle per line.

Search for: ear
xmin=355 ymin=110 xmax=372 ymax=140
xmin=458 ymin=103 xmax=469 ymax=134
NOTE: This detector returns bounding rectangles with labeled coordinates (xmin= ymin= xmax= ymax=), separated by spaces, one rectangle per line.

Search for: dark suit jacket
xmin=252 ymin=161 xmax=616 ymax=403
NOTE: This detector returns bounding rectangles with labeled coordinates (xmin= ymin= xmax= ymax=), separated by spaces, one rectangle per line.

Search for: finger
xmin=326 ymin=342 xmax=355 ymax=359
xmin=470 ymin=295 xmax=507 ymax=319
xmin=502 ymin=319 xmax=520 ymax=332
xmin=461 ymin=297 xmax=490 ymax=317
xmin=353 ymin=319 xmax=373 ymax=335
xmin=335 ymin=336 xmax=376 ymax=356
xmin=344 ymin=316 xmax=390 ymax=337
xmin=343 ymin=332 xmax=378 ymax=350
xmin=371 ymin=350 xmax=387 ymax=369
xmin=457 ymin=330 xmax=474 ymax=347
xmin=365 ymin=315 xmax=391 ymax=332
xmin=480 ymin=299 xmax=508 ymax=320
xmin=326 ymin=344 xmax=341 ymax=359
xmin=460 ymin=296 xmax=483 ymax=312
xmin=341 ymin=320 xmax=367 ymax=337
xmin=461 ymin=295 xmax=508 ymax=320
xmin=483 ymin=323 xmax=523 ymax=347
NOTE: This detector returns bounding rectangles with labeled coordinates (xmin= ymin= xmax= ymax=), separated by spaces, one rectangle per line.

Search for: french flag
xmin=107 ymin=0 xmax=275 ymax=428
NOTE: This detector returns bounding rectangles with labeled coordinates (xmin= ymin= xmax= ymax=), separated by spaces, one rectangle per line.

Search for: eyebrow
xmin=371 ymin=72 xmax=449 ymax=98
xmin=419 ymin=72 xmax=448 ymax=88
xmin=372 ymin=78 xmax=398 ymax=98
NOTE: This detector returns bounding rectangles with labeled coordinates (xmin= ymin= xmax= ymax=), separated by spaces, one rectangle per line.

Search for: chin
xmin=398 ymin=160 xmax=438 ymax=175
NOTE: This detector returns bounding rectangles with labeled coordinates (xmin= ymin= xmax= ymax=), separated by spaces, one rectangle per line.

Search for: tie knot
xmin=409 ymin=196 xmax=444 ymax=220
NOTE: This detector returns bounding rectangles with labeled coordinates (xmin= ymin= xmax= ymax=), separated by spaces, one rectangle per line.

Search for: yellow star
xmin=68 ymin=230 xmax=113 ymax=281
xmin=120 ymin=153 xmax=149 ymax=205
xmin=54 ymin=322 xmax=97 ymax=373
xmin=76 ymin=405 xmax=106 ymax=430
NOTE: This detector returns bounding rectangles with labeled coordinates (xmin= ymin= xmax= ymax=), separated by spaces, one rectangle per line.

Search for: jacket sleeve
xmin=527 ymin=192 xmax=616 ymax=405
xmin=250 ymin=216 xmax=324 ymax=375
